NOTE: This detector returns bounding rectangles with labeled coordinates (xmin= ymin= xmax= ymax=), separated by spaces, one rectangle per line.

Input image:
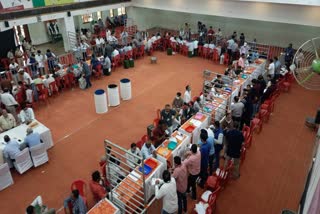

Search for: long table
xmin=179 ymin=113 xmax=209 ymax=145
xmin=0 ymin=120 xmax=54 ymax=164
xmin=156 ymin=131 xmax=191 ymax=169
xmin=111 ymin=158 xmax=165 ymax=213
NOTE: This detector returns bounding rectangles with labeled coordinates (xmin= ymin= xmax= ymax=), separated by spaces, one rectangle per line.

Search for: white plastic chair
xmin=14 ymin=148 xmax=33 ymax=174
xmin=0 ymin=163 xmax=14 ymax=191
xmin=30 ymin=143 xmax=49 ymax=167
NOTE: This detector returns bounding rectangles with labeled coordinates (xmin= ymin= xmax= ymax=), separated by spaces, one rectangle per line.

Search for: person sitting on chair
xmin=23 ymin=127 xmax=42 ymax=148
xmin=63 ymin=189 xmax=87 ymax=214
xmin=152 ymin=120 xmax=169 ymax=148
xmin=19 ymin=103 xmax=35 ymax=124
xmin=126 ymin=143 xmax=142 ymax=169
xmin=89 ymin=170 xmax=108 ymax=203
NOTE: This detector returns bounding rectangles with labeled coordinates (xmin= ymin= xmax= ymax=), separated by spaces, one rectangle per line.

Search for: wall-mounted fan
xmin=293 ymin=37 xmax=320 ymax=90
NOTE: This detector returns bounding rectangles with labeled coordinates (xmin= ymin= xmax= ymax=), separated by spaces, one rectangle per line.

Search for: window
xmin=121 ymin=7 xmax=126 ymax=15
xmin=109 ymin=9 xmax=113 ymax=17
xmin=97 ymin=11 xmax=102 ymax=20
xmin=82 ymin=14 xmax=93 ymax=23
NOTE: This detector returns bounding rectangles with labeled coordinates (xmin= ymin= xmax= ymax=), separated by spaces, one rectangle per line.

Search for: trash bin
xmin=124 ymin=60 xmax=130 ymax=69
xmin=120 ymin=78 xmax=132 ymax=100
xmin=107 ymin=84 xmax=120 ymax=106
xmin=94 ymin=89 xmax=108 ymax=114
xmin=129 ymin=59 xmax=134 ymax=68
xmin=167 ymin=48 xmax=173 ymax=55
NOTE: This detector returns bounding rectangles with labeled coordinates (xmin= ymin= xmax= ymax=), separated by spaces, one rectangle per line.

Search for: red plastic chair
xmin=206 ymin=194 xmax=218 ymax=214
xmin=136 ymin=140 xmax=144 ymax=149
xmin=67 ymin=73 xmax=77 ymax=88
xmin=282 ymin=81 xmax=291 ymax=92
xmin=126 ymin=50 xmax=133 ymax=59
xmin=223 ymin=53 xmax=229 ymax=65
xmin=213 ymin=49 xmax=219 ymax=61
xmin=36 ymin=83 xmax=46 ymax=93
xmin=244 ymin=134 xmax=252 ymax=149
xmin=242 ymin=125 xmax=251 ymax=138
xmin=258 ymin=108 xmax=271 ymax=123
xmin=132 ymin=48 xmax=138 ymax=59
xmin=170 ymin=42 xmax=177 ymax=52
xmin=250 ymin=117 xmax=263 ymax=134
xmin=156 ymin=109 xmax=161 ymax=119
xmin=153 ymin=118 xmax=160 ymax=127
xmin=180 ymin=45 xmax=188 ymax=56
xmin=205 ymin=175 xmax=220 ymax=191
xmin=71 ymin=180 xmax=87 ymax=198
xmin=209 ymin=161 xmax=233 ymax=189
xmin=141 ymin=135 xmax=148 ymax=143
xmin=38 ymin=88 xmax=49 ymax=105
xmin=137 ymin=45 xmax=145 ymax=57
xmin=200 ymin=186 xmax=221 ymax=204
xmin=240 ymin=146 xmax=247 ymax=165
xmin=49 ymin=81 xmax=59 ymax=96
xmin=198 ymin=46 xmax=204 ymax=57
xmin=62 ymin=75 xmax=71 ymax=89
xmin=94 ymin=64 xmax=102 ymax=79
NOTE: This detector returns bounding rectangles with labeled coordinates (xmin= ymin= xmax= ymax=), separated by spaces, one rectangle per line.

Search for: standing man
xmin=15 ymin=46 xmax=24 ymax=67
xmin=121 ymin=29 xmax=129 ymax=46
xmin=284 ymin=43 xmax=294 ymax=69
xmin=267 ymin=58 xmax=275 ymax=79
xmin=227 ymin=36 xmax=235 ymax=64
xmin=155 ymin=170 xmax=178 ymax=214
xmin=184 ymin=85 xmax=191 ymax=104
xmin=45 ymin=49 xmax=56 ymax=73
xmin=81 ymin=60 xmax=92 ymax=89
xmin=63 ymin=190 xmax=87 ymax=214
xmin=198 ymin=132 xmax=211 ymax=188
xmin=161 ymin=104 xmax=176 ymax=134
xmin=9 ymin=59 xmax=19 ymax=85
xmin=35 ymin=50 xmax=45 ymax=75
xmin=274 ymin=56 xmax=281 ymax=80
xmin=183 ymin=144 xmax=201 ymax=200
xmin=212 ymin=121 xmax=224 ymax=171
xmin=230 ymin=96 xmax=244 ymax=129
xmin=172 ymin=156 xmax=188 ymax=214
xmin=224 ymin=126 xmax=244 ymax=179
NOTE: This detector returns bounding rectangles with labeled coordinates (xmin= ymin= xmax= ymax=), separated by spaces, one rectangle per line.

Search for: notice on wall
xmin=33 ymin=0 xmax=74 ymax=8
xmin=0 ymin=0 xmax=25 ymax=12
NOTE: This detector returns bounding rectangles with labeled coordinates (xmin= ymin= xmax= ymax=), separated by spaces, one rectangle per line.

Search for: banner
xmin=0 ymin=0 xmax=25 ymax=12
xmin=33 ymin=0 xmax=74 ymax=8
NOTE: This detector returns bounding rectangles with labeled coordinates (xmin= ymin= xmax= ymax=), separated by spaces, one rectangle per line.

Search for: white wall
xmin=231 ymin=0 xmax=320 ymax=6
xmin=131 ymin=0 xmax=320 ymax=27
xmin=127 ymin=7 xmax=320 ymax=48
xmin=28 ymin=22 xmax=50 ymax=45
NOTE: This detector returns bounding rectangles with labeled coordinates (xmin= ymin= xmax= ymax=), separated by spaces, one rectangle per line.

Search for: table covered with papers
xmin=87 ymin=198 xmax=120 ymax=214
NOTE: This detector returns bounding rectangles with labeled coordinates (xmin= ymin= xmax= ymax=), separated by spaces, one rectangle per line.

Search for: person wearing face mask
xmin=184 ymin=85 xmax=191 ymax=104
xmin=126 ymin=143 xmax=142 ymax=169
xmin=172 ymin=92 xmax=184 ymax=112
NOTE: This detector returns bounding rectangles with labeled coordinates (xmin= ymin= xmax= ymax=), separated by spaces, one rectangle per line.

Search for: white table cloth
xmin=156 ymin=131 xmax=191 ymax=169
xmin=0 ymin=120 xmax=53 ymax=164
xmin=179 ymin=113 xmax=209 ymax=145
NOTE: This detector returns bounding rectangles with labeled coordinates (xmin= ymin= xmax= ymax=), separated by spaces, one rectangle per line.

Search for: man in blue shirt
xmin=200 ymin=129 xmax=215 ymax=175
xmin=63 ymin=189 xmax=87 ymax=214
xmin=24 ymin=128 xmax=41 ymax=148
xmin=81 ymin=59 xmax=92 ymax=89
xmin=199 ymin=132 xmax=211 ymax=188
xmin=3 ymin=135 xmax=21 ymax=161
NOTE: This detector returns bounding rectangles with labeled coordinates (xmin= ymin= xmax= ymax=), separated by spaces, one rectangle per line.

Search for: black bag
xmin=103 ymin=68 xmax=110 ymax=76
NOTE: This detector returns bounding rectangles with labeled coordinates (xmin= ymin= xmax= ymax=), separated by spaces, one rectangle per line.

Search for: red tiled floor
xmin=0 ymin=52 xmax=319 ymax=214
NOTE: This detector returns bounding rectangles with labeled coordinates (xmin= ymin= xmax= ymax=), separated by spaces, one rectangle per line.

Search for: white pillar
xmin=58 ymin=16 xmax=76 ymax=52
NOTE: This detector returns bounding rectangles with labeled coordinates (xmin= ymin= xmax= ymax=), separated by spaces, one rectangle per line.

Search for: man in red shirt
xmin=89 ymin=171 xmax=107 ymax=203
xmin=207 ymin=26 xmax=215 ymax=43
xmin=173 ymin=156 xmax=188 ymax=214
xmin=183 ymin=144 xmax=201 ymax=200
xmin=152 ymin=120 xmax=168 ymax=148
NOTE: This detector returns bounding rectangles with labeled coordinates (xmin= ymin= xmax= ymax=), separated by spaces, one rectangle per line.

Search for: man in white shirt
xmin=19 ymin=104 xmax=35 ymax=124
xmin=126 ymin=143 xmax=142 ymax=169
xmin=240 ymin=42 xmax=249 ymax=56
xmin=35 ymin=50 xmax=45 ymax=75
xmin=267 ymin=58 xmax=275 ymax=79
xmin=230 ymin=96 xmax=244 ymax=129
xmin=108 ymin=34 xmax=118 ymax=45
xmin=7 ymin=49 xmax=14 ymax=60
xmin=227 ymin=36 xmax=235 ymax=63
xmin=186 ymin=41 xmax=194 ymax=55
xmin=106 ymin=29 xmax=111 ymax=41
xmin=95 ymin=36 xmax=105 ymax=56
xmin=141 ymin=140 xmax=156 ymax=159
xmin=184 ymin=85 xmax=191 ymax=104
xmin=121 ymin=30 xmax=129 ymax=45
xmin=0 ymin=109 xmax=17 ymax=132
xmin=19 ymin=69 xmax=38 ymax=101
xmin=0 ymin=89 xmax=18 ymax=121
xmin=208 ymin=41 xmax=216 ymax=52
xmin=150 ymin=34 xmax=157 ymax=43
xmin=9 ymin=59 xmax=19 ymax=85
xmin=155 ymin=170 xmax=178 ymax=214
